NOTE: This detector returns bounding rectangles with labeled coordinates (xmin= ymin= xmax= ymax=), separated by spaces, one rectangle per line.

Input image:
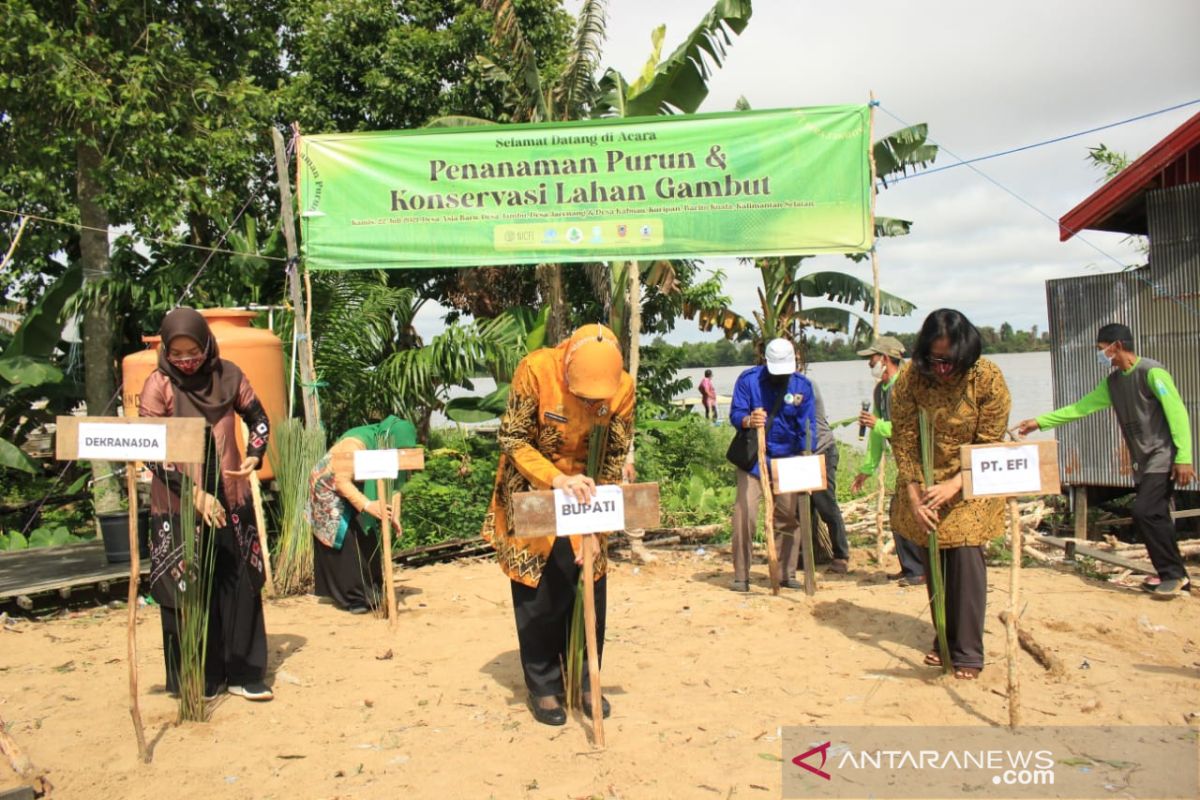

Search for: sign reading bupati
xmin=77 ymin=422 xmax=167 ymax=462
xmin=961 ymin=441 xmax=1061 ymax=499
xmin=553 ymin=485 xmax=626 ymax=537
xmin=299 ymin=106 xmax=873 ymax=270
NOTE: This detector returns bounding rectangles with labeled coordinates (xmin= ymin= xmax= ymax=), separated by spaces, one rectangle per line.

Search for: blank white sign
xmin=774 ymin=455 xmax=825 ymax=493
xmin=354 ymin=449 xmax=399 ymax=481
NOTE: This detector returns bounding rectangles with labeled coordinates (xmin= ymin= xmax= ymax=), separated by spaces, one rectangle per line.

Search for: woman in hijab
xmin=889 ymin=309 xmax=1012 ymax=680
xmin=307 ymin=416 xmax=417 ymax=614
xmin=139 ymin=307 xmax=274 ymax=702
xmin=481 ymin=324 xmax=635 ymax=726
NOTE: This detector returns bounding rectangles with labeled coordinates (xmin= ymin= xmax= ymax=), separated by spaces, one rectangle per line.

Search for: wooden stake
xmin=376 ymin=479 xmax=398 ymax=626
xmin=867 ymin=91 xmax=881 ymax=336
xmin=1006 ymin=496 xmax=1022 ymax=728
xmin=755 ymin=426 xmax=780 ymax=594
xmin=800 ymin=419 xmax=817 ymax=596
xmin=241 ymin=421 xmax=273 ymax=596
xmin=581 ymin=536 xmax=605 ymax=747
xmin=874 ymin=452 xmax=888 ymax=565
xmin=125 ymin=465 xmax=150 ymax=763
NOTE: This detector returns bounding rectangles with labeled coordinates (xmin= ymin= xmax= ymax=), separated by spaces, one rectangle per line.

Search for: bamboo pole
xmin=376 ymin=479 xmax=398 ymax=626
xmin=581 ymin=536 xmax=605 ymax=747
xmin=868 ymin=91 xmax=881 ymax=335
xmin=125 ymin=465 xmax=150 ymax=763
xmin=755 ymin=426 xmax=780 ymax=594
xmin=1006 ymin=497 xmax=1022 ymax=728
xmin=271 ymin=125 xmax=321 ymax=430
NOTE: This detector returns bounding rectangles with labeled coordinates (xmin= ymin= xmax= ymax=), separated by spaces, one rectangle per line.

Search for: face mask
xmin=1096 ymin=346 xmax=1114 ymax=369
xmin=932 ymin=361 xmax=954 ymax=378
xmin=768 ymin=372 xmax=790 ymax=388
xmin=870 ymin=361 xmax=886 ymax=380
xmin=169 ymin=355 xmax=205 ymax=375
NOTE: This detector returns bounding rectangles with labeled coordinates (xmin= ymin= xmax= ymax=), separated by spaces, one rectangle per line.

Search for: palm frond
xmin=555 ymin=0 xmax=608 ymax=118
xmin=482 ymin=0 xmax=549 ymax=122
xmin=795 ymin=271 xmax=916 ymax=316
xmin=624 ymin=0 xmax=753 ymax=116
xmin=874 ymin=124 xmax=938 ymax=187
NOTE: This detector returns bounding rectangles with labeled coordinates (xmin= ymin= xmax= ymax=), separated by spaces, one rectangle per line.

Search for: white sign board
xmin=354 ymin=448 xmax=400 ymax=481
xmin=969 ymin=444 xmax=1041 ymax=496
xmin=77 ymin=422 xmax=167 ymax=462
xmin=774 ymin=455 xmax=826 ymax=493
xmin=553 ymin=484 xmax=626 ymax=536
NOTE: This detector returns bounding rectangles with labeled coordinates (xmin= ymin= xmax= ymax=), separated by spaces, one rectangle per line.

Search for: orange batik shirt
xmin=480 ymin=342 xmax=635 ymax=588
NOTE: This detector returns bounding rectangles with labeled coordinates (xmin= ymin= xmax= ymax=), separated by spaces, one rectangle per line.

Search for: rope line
xmin=878 ymin=104 xmax=1200 ymax=321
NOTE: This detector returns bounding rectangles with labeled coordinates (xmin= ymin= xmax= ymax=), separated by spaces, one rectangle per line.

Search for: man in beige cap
xmin=850 ymin=336 xmax=925 ymax=586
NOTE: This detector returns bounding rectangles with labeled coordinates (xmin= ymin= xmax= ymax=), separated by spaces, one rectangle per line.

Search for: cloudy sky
xmin=420 ymin=0 xmax=1200 ymax=343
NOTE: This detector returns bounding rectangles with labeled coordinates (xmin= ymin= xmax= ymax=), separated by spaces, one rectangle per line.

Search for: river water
xmin=441 ymin=351 xmax=1056 ymax=446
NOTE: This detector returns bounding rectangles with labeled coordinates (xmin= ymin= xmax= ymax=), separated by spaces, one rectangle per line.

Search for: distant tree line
xmin=652 ymin=323 xmax=1050 ymax=367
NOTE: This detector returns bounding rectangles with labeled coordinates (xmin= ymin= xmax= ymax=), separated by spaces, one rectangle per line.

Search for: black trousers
xmin=1133 ymin=472 xmax=1187 ymax=582
xmin=314 ymin=518 xmax=382 ymax=610
xmin=160 ymin=527 xmax=267 ymax=692
xmin=923 ymin=545 xmax=987 ymax=670
xmin=895 ymin=533 xmax=926 ymax=580
xmin=811 ymin=447 xmax=850 ymax=560
xmin=510 ymin=537 xmax=607 ymax=697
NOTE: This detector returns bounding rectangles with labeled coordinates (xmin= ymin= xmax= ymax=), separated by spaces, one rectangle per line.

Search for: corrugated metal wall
xmin=1142 ymin=184 xmax=1200 ymax=491
xmin=1047 ymin=270 xmax=1144 ymax=487
xmin=1047 ymin=183 xmax=1200 ymax=488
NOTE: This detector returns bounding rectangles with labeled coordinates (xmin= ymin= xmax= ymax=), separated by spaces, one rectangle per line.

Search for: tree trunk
xmin=77 ymin=132 xmax=122 ymax=514
xmin=537 ymin=263 xmax=567 ymax=345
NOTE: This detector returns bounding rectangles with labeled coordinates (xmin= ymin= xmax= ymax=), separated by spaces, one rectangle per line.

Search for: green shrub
xmin=400 ymin=441 xmax=499 ymax=547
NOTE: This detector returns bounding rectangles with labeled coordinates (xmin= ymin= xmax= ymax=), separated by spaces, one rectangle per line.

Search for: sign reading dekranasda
xmin=299 ymin=106 xmax=872 ymax=269
xmin=77 ymin=422 xmax=168 ymax=462
xmin=782 ymin=726 xmax=1197 ymax=799
xmin=553 ymin=485 xmax=626 ymax=536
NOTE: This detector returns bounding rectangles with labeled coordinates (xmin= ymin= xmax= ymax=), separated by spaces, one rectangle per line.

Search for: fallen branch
xmin=1021 ymin=545 xmax=1054 ymax=564
xmin=0 ymin=713 xmax=53 ymax=796
xmin=998 ymin=611 xmax=1065 ymax=678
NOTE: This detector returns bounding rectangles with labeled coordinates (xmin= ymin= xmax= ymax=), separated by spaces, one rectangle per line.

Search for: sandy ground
xmin=2 ymin=544 xmax=1199 ymax=800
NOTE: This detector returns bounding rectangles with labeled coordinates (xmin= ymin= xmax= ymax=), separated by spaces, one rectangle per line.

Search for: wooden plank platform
xmin=0 ymin=541 xmax=146 ymax=603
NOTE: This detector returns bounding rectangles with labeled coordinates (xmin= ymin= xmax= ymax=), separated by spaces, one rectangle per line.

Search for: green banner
xmin=299 ymin=105 xmax=872 ymax=270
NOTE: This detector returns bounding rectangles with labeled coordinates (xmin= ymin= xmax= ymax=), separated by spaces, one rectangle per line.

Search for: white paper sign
xmin=553 ymin=484 xmax=626 ymax=536
xmin=77 ymin=422 xmax=167 ymax=462
xmin=774 ymin=455 xmax=825 ymax=493
xmin=970 ymin=444 xmax=1041 ymax=496
xmin=353 ymin=448 xmax=399 ymax=481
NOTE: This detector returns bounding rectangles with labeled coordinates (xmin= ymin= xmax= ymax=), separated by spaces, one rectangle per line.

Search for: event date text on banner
xmin=299 ymin=106 xmax=873 ymax=270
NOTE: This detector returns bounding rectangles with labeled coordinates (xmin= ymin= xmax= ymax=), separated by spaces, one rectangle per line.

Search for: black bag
xmin=725 ymin=388 xmax=788 ymax=472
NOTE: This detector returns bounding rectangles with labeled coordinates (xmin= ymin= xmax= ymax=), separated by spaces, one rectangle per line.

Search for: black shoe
xmin=887 ymin=570 xmax=905 ymax=581
xmin=781 ymin=578 xmax=804 ymax=590
xmin=527 ymin=693 xmax=566 ymax=726
xmin=346 ymin=605 xmax=371 ymax=615
xmin=581 ymin=695 xmax=611 ymax=719
xmin=731 ymin=580 xmax=749 ymax=593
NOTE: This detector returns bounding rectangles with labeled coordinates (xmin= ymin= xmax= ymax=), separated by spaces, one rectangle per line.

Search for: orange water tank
xmin=121 ymin=309 xmax=288 ymax=480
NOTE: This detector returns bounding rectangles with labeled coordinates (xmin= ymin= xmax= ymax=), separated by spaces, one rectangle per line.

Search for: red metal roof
xmin=1059 ymin=110 xmax=1200 ymax=241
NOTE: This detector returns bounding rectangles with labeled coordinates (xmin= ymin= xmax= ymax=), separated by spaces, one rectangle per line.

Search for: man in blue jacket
xmin=729 ymin=338 xmax=817 ymax=591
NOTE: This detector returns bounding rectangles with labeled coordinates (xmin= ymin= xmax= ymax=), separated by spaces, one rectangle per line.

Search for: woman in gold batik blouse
xmin=890 ymin=309 xmax=1012 ymax=680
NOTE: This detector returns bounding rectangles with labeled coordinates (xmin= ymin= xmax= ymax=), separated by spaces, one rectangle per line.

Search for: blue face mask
xmin=1096 ymin=346 xmax=1114 ymax=369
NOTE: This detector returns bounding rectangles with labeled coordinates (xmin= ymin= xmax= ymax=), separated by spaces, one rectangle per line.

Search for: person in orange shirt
xmin=481 ymin=324 xmax=635 ymax=726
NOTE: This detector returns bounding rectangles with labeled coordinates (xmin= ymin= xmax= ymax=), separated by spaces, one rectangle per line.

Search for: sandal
xmin=954 ymin=667 xmax=981 ymax=681
xmin=923 ymin=650 xmax=942 ymax=668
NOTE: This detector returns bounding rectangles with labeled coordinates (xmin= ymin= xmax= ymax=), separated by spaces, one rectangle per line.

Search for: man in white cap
xmin=727 ymin=338 xmax=818 ymax=591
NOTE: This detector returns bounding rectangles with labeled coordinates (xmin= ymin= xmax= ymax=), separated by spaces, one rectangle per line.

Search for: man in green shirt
xmin=850 ymin=336 xmax=925 ymax=586
xmin=1017 ymin=323 xmax=1196 ymax=599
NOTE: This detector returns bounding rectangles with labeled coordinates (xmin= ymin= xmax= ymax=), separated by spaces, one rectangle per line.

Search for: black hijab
xmin=156 ymin=307 xmax=244 ymax=424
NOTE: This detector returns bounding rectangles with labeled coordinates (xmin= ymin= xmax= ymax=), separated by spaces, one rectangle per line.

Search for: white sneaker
xmin=228 ymin=682 xmax=274 ymax=701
